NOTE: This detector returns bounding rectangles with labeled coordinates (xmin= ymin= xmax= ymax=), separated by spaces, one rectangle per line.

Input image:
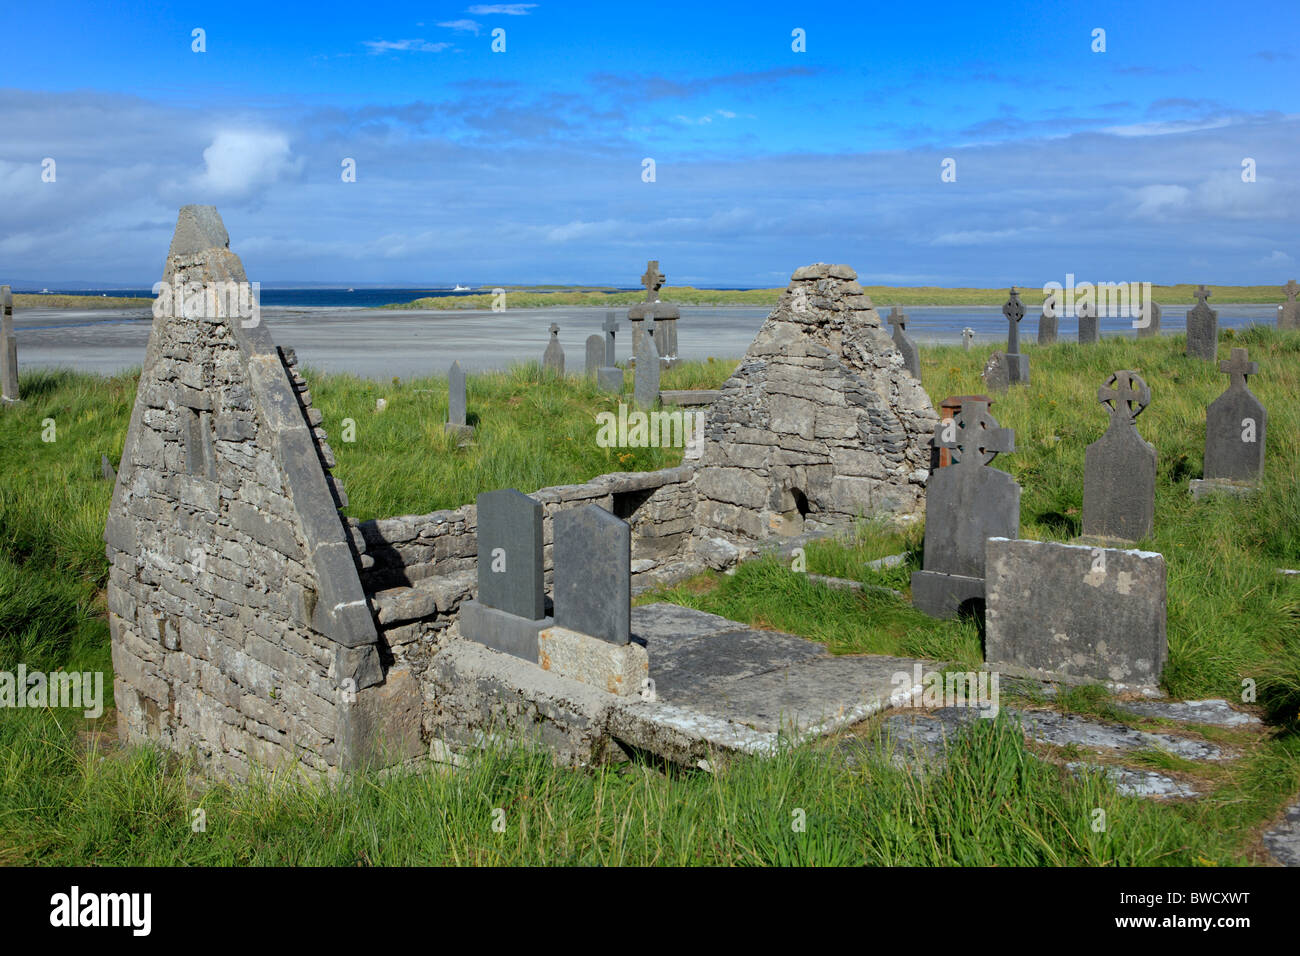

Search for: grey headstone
xmin=911 ymin=400 xmax=1020 ymax=618
xmin=1083 ymin=371 xmax=1156 ymax=541
xmin=596 ymin=367 xmax=622 ymax=394
xmin=1185 ymin=285 xmax=1218 ymax=361
xmin=887 ymin=306 xmax=921 ymax=379
xmin=542 ymin=323 xmax=564 ymax=375
xmin=0 ymin=285 xmax=17 ymax=402
xmin=1077 ymin=301 xmax=1099 ymax=344
xmin=602 ymin=311 xmax=619 ymax=365
xmin=634 ymin=334 xmax=660 ymax=407
xmin=585 ymin=335 xmax=603 ymax=377
xmin=475 ymin=489 xmax=544 ymax=620
xmin=982 ymin=351 xmax=1009 ymax=392
xmin=1279 ymin=279 xmax=1298 ymax=330
xmin=961 ymin=327 xmax=974 ymax=351
xmin=101 ymin=455 xmax=117 ymax=482
xmin=1037 ymin=309 xmax=1058 ymax=345
xmin=1136 ymin=299 xmax=1161 ymax=339
xmin=985 ymin=538 xmax=1167 ymax=689
xmin=552 ymin=504 xmax=630 ymax=644
xmin=1204 ymin=347 xmax=1266 ymax=482
xmin=447 ymin=360 xmax=467 ymax=427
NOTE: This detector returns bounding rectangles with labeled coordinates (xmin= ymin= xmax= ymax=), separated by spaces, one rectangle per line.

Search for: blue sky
xmin=1 ymin=0 xmax=1297 ymax=286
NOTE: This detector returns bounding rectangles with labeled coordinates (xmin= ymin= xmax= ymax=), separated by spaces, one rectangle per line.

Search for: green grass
xmin=2 ymin=328 xmax=1300 ymax=865
xmin=12 ymin=294 xmax=153 ymax=309
xmin=381 ymin=283 xmax=1295 ymax=310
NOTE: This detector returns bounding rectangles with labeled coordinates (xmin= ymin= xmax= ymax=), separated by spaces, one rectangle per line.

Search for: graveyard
xmin=1 ymin=210 xmax=1298 ymax=866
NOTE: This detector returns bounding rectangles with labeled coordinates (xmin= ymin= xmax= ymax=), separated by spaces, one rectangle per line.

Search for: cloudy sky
xmin=1 ymin=0 xmax=1297 ymax=287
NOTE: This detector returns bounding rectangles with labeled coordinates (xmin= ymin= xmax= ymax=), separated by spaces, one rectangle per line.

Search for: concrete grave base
xmin=985 ymin=537 xmax=1167 ymax=690
xmin=538 ymin=625 xmax=649 ymax=696
xmin=910 ymin=570 xmax=984 ymax=619
xmin=1189 ymin=478 xmax=1258 ymax=500
xmin=459 ymin=600 xmax=553 ymax=662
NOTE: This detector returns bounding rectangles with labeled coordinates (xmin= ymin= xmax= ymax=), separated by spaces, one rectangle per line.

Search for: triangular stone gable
xmin=694 ymin=263 xmax=937 ymax=563
xmin=104 ymin=205 xmax=383 ymax=779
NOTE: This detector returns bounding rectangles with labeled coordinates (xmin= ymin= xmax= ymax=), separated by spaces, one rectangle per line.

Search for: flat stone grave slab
xmin=1111 ymin=698 xmax=1262 ymax=727
xmin=1263 ymin=800 xmax=1300 ymax=867
xmin=1005 ymin=708 xmax=1230 ymax=761
xmin=632 ymin=603 xmax=928 ymax=736
xmin=1066 ymin=762 xmax=1201 ymax=800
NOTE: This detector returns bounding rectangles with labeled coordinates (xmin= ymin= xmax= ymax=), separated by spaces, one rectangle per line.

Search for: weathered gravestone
xmin=887 ymin=306 xmax=921 ymax=379
xmin=985 ymin=538 xmax=1167 ymax=689
xmin=1082 ymin=370 xmax=1156 ymax=541
xmin=0 ymin=286 xmax=18 ymax=402
xmin=539 ymin=503 xmax=647 ymax=695
xmin=101 ymin=454 xmax=116 ymax=482
xmin=634 ymin=333 xmax=660 ymax=407
xmin=1077 ymin=300 xmax=1099 ymax=345
xmin=1186 ymin=285 xmax=1218 ymax=361
xmin=445 ymin=360 xmax=473 ymax=437
xmin=1137 ymin=299 xmax=1161 ymax=339
xmin=1192 ymin=347 xmax=1266 ymax=495
xmin=602 ymin=311 xmax=618 ymax=365
xmin=1038 ymin=293 xmax=1058 ymax=345
xmin=459 ymin=488 xmax=552 ymax=661
xmin=585 ymin=334 xmax=604 ymax=378
xmin=628 ymin=259 xmax=679 ymax=367
xmin=911 ymin=400 xmax=1020 ymax=618
xmin=961 ymin=327 xmax=974 ymax=351
xmin=543 ymin=323 xmax=565 ymax=375
xmin=982 ymin=350 xmax=1010 ymax=392
xmin=1001 ymin=287 xmax=1029 ymax=384
xmin=1280 ymin=279 xmax=1298 ymax=331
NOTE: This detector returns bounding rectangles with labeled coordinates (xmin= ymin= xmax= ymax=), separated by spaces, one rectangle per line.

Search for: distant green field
xmin=383 ymin=284 xmax=1292 ymax=310
xmin=12 ymin=293 xmax=153 ymax=309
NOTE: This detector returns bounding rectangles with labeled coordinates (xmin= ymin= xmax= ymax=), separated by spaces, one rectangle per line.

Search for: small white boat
xmin=347 ymin=288 xmax=355 ymax=292
xmin=453 ymin=284 xmax=471 ymax=292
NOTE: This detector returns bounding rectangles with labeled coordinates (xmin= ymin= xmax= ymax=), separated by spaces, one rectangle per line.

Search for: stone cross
xmin=1280 ymin=279 xmax=1299 ymax=331
xmin=543 ymin=322 xmax=564 ymax=375
xmin=633 ymin=333 xmax=660 ymax=407
xmin=1186 ymin=284 xmax=1218 ymax=361
xmin=1203 ymin=347 xmax=1266 ymax=482
xmin=1002 ymin=287 xmax=1025 ymax=355
xmin=447 ymin=360 xmax=468 ymax=428
xmin=911 ymin=399 xmax=1020 ymax=618
xmin=1083 ymin=370 xmax=1156 ymax=541
xmin=602 ymin=311 xmax=618 ymax=365
xmin=0 ymin=285 xmax=18 ymax=402
xmin=887 ymin=306 xmax=921 ymax=379
xmin=640 ymin=260 xmax=664 ymax=303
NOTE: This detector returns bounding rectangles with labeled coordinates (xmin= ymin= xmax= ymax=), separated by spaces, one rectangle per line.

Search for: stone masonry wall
xmin=693 ymin=263 xmax=938 ymax=568
xmin=104 ymin=206 xmax=411 ymax=782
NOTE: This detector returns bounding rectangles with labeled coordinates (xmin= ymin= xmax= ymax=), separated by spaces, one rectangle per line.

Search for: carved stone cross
xmin=887 ymin=306 xmax=907 ymax=333
xmin=1194 ymin=285 xmax=1212 ymax=305
xmin=549 ymin=322 xmax=560 ymax=337
xmin=1285 ymin=279 xmax=1298 ymax=302
xmin=602 ymin=313 xmax=618 ymax=335
xmin=640 ymin=260 xmax=664 ymax=303
xmin=1219 ymin=347 xmax=1258 ymax=390
xmin=1098 ymin=369 xmax=1150 ymax=423
xmin=934 ymin=399 xmax=1014 ymax=467
xmin=1002 ymin=287 xmax=1025 ymax=354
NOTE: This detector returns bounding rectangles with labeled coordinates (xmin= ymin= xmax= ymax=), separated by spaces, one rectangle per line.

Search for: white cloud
xmin=438 ymin=19 xmax=482 ymax=34
xmin=363 ymin=39 xmax=454 ymax=54
xmin=196 ymin=130 xmax=302 ymax=197
xmin=1128 ymin=184 xmax=1191 ymax=218
xmin=467 ymin=4 xmax=537 ymax=14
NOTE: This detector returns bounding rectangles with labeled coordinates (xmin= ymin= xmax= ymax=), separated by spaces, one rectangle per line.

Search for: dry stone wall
xmin=693 ymin=263 xmax=937 ymax=567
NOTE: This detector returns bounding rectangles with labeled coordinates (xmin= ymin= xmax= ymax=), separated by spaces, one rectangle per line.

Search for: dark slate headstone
xmin=0 ymin=286 xmax=18 ymax=402
xmin=911 ymin=400 xmax=1020 ymax=618
xmin=543 ymin=323 xmax=564 ymax=375
xmin=986 ymin=538 xmax=1167 ymax=688
xmin=1082 ymin=371 xmax=1156 ymax=541
xmin=887 ymin=306 xmax=921 ymax=379
xmin=1204 ymin=347 xmax=1266 ymax=482
xmin=1077 ymin=301 xmax=1099 ymax=344
xmin=1279 ymin=279 xmax=1298 ymax=331
xmin=1185 ymin=285 xmax=1218 ymax=361
xmin=1037 ymin=303 xmax=1058 ymax=345
xmin=602 ymin=311 xmax=619 ymax=365
xmin=475 ymin=489 xmax=544 ymax=619
xmin=585 ymin=334 xmax=603 ymax=378
xmin=596 ymin=367 xmax=622 ymax=394
xmin=552 ymin=504 xmax=630 ymax=644
xmin=1136 ymin=299 xmax=1161 ymax=339
xmin=447 ymin=360 xmax=467 ymax=427
xmin=634 ymin=333 xmax=660 ymax=407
